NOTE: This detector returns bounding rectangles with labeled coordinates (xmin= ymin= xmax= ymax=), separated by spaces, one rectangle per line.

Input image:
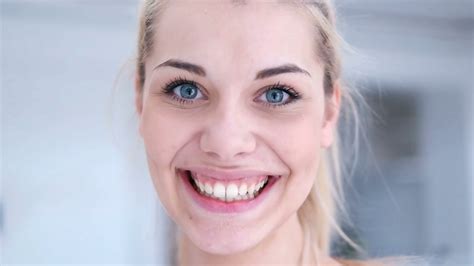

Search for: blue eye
xmin=255 ymin=83 xmax=301 ymax=107
xmin=162 ymin=78 xmax=205 ymax=104
xmin=161 ymin=78 xmax=300 ymax=107
xmin=257 ymin=88 xmax=292 ymax=105
xmin=265 ymin=89 xmax=287 ymax=103
xmin=174 ymin=83 xmax=201 ymax=99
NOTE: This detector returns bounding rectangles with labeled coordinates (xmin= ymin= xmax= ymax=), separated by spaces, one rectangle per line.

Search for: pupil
xmin=180 ymin=85 xmax=197 ymax=99
xmin=266 ymin=89 xmax=283 ymax=103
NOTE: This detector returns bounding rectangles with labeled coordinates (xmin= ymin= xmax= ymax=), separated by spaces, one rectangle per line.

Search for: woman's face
xmin=137 ymin=1 xmax=339 ymax=255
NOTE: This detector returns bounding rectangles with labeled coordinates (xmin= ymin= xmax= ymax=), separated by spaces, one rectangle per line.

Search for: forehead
xmin=151 ymin=0 xmax=321 ymax=83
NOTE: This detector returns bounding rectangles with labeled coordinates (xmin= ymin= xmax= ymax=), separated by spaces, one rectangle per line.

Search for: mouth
xmin=177 ymin=168 xmax=280 ymax=205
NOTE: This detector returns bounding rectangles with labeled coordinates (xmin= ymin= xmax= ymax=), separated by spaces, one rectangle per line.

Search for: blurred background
xmin=1 ymin=0 xmax=473 ymax=265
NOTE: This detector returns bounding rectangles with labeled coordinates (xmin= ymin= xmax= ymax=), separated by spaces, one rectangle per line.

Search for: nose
xmin=199 ymin=106 xmax=257 ymax=161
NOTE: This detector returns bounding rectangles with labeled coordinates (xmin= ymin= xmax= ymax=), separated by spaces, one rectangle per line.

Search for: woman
xmin=133 ymin=0 xmax=417 ymax=265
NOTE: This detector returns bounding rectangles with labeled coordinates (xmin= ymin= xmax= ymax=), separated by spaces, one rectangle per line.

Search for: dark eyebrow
xmin=153 ymin=59 xmax=310 ymax=79
xmin=154 ymin=59 xmax=206 ymax=76
xmin=255 ymin=64 xmax=311 ymax=80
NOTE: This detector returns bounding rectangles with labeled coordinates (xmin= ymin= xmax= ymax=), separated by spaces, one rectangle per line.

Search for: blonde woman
xmin=134 ymin=0 xmax=422 ymax=265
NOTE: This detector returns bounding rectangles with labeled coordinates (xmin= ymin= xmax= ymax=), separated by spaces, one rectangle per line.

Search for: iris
xmin=265 ymin=89 xmax=285 ymax=103
xmin=177 ymin=84 xmax=198 ymax=99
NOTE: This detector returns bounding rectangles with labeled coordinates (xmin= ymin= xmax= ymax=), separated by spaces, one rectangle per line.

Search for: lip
xmin=177 ymin=168 xmax=281 ymax=213
xmin=182 ymin=165 xmax=279 ymax=181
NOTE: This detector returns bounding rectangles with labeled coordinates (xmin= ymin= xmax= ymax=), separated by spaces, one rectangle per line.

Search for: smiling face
xmin=136 ymin=0 xmax=339 ymax=256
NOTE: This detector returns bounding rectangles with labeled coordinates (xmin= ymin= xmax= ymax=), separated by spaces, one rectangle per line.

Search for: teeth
xmin=226 ymin=183 xmax=239 ymax=202
xmin=238 ymin=183 xmax=248 ymax=196
xmin=213 ymin=183 xmax=226 ymax=200
xmin=198 ymin=182 xmax=204 ymax=192
xmin=204 ymin=183 xmax=213 ymax=195
xmin=248 ymin=184 xmax=256 ymax=195
xmin=189 ymin=172 xmax=270 ymax=202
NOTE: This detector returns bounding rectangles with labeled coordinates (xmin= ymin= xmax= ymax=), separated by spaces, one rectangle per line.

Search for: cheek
xmin=142 ymin=120 xmax=176 ymax=181
xmin=269 ymin=112 xmax=322 ymax=170
xmin=264 ymin=111 xmax=323 ymax=203
xmin=140 ymin=106 xmax=193 ymax=164
xmin=139 ymin=107 xmax=198 ymax=216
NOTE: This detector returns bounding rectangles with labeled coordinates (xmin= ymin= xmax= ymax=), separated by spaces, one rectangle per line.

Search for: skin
xmin=135 ymin=1 xmax=341 ymax=265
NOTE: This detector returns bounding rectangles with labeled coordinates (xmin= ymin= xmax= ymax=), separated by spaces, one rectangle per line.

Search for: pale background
xmin=1 ymin=0 xmax=473 ymax=265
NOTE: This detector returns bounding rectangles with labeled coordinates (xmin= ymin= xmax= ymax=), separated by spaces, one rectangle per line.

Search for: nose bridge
xmin=199 ymin=96 xmax=256 ymax=161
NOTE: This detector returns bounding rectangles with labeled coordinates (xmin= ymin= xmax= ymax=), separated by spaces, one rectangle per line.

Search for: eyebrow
xmin=153 ymin=59 xmax=311 ymax=79
xmin=255 ymin=64 xmax=311 ymax=79
xmin=154 ymin=59 xmax=206 ymax=76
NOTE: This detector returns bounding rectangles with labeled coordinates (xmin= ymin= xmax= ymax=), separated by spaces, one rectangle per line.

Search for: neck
xmin=178 ymin=213 xmax=306 ymax=265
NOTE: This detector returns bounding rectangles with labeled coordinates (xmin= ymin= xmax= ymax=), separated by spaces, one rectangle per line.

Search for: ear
xmin=320 ymin=81 xmax=341 ymax=148
xmin=135 ymin=75 xmax=144 ymax=137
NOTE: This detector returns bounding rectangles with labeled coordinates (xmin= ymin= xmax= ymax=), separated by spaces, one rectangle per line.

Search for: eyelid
xmin=162 ymin=76 xmax=207 ymax=95
xmin=254 ymin=82 xmax=301 ymax=106
xmin=255 ymin=82 xmax=300 ymax=97
xmin=159 ymin=77 xmax=208 ymax=106
xmin=172 ymin=84 xmax=205 ymax=100
xmin=160 ymin=77 xmax=301 ymax=107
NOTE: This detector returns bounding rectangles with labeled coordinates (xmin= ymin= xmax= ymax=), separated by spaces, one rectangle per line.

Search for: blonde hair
xmin=135 ymin=0 xmax=423 ymax=265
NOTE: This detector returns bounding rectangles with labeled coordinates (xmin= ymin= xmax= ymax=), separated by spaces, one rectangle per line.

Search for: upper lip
xmin=178 ymin=165 xmax=280 ymax=181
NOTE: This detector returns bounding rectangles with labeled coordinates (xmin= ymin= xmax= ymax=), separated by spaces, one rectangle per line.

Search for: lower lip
xmin=179 ymin=170 xmax=280 ymax=213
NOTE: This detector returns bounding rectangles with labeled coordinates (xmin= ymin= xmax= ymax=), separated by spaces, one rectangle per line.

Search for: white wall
xmin=2 ymin=1 xmax=169 ymax=264
xmin=469 ymin=60 xmax=474 ymax=265
xmin=341 ymin=1 xmax=473 ymax=264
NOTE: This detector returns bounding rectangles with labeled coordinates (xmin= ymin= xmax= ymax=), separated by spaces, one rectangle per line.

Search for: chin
xmin=170 ymin=168 xmax=287 ymax=256
xmin=185 ymin=224 xmax=268 ymax=256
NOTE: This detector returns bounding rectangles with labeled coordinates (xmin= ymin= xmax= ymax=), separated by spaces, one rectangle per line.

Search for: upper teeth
xmin=191 ymin=173 xmax=268 ymax=202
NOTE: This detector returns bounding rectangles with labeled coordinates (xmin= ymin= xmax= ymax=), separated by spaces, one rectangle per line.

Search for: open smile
xmin=177 ymin=168 xmax=281 ymax=213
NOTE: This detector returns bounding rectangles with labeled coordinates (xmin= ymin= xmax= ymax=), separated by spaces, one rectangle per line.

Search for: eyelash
xmin=160 ymin=76 xmax=201 ymax=105
xmin=257 ymin=81 xmax=301 ymax=108
xmin=160 ymin=77 xmax=301 ymax=107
